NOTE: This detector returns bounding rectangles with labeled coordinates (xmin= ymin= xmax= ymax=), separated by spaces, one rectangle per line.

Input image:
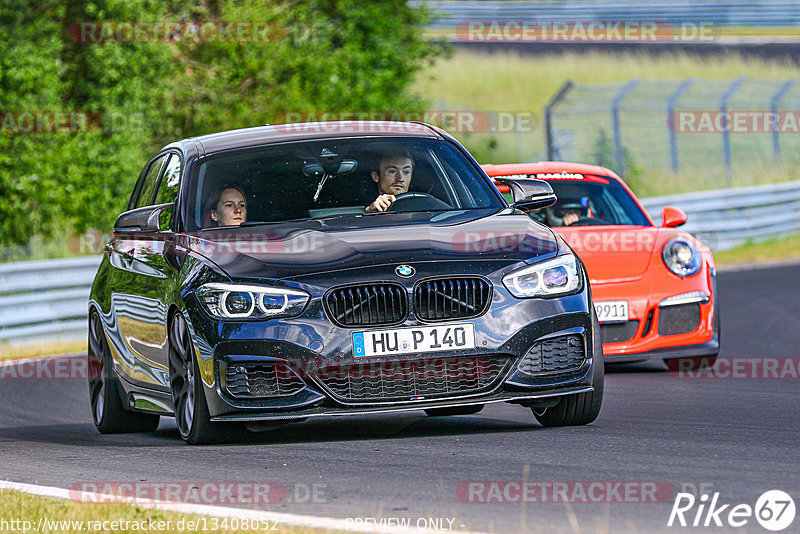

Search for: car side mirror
xmin=661 ymin=205 xmax=688 ymax=227
xmin=495 ymin=177 xmax=557 ymax=210
xmin=114 ymin=203 xmax=173 ymax=232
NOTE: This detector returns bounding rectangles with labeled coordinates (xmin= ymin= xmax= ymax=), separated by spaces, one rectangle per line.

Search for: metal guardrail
xmin=0 ymin=256 xmax=100 ymax=346
xmin=641 ymin=180 xmax=800 ymax=251
xmin=2 ymin=182 xmax=798 ymax=346
xmin=417 ymin=1 xmax=800 ymax=28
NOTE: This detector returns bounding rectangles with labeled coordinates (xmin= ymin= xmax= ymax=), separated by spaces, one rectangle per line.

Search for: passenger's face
xmin=211 ymin=188 xmax=247 ymax=226
xmin=372 ymin=156 xmax=413 ymax=195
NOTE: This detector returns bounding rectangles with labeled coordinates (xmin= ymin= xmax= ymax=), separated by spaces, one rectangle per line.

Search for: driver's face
xmin=372 ymin=156 xmax=413 ymax=195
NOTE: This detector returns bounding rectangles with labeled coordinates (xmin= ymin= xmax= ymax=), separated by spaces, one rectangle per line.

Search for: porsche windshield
xmin=527 ymin=177 xmax=652 ymax=227
xmin=188 ymin=138 xmax=504 ymax=230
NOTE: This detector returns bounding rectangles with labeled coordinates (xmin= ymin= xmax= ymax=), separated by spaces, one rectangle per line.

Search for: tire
xmin=532 ymin=318 xmax=604 ymax=427
xmin=168 ymin=313 xmax=244 ymax=445
xmin=88 ymin=311 xmax=160 ymax=434
xmin=424 ymin=405 xmax=484 ymax=417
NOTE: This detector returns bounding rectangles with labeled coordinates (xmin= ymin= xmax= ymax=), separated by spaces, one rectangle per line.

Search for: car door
xmin=110 ymin=152 xmax=181 ymax=390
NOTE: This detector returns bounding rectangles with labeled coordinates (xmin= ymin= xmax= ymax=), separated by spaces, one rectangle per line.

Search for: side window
xmin=134 ymin=155 xmax=167 ymax=209
xmin=128 ymin=163 xmax=150 ymax=210
xmin=154 ymin=154 xmax=181 ymax=205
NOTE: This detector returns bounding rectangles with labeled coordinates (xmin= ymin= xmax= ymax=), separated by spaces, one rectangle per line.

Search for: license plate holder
xmin=352 ymin=323 xmax=476 ymax=357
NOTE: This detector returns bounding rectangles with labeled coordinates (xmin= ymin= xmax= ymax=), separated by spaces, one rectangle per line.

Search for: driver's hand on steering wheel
xmin=366 ymin=194 xmax=396 ymax=213
xmin=562 ymin=212 xmax=580 ymax=226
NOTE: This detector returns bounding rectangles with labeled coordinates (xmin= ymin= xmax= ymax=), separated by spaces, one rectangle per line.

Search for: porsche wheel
xmin=88 ymin=311 xmax=159 ymax=434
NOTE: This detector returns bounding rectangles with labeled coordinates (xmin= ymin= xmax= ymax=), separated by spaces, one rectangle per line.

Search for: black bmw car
xmin=88 ymin=121 xmax=603 ymax=444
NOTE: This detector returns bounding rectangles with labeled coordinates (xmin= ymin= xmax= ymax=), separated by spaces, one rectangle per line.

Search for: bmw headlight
xmin=662 ymin=238 xmax=701 ymax=277
xmin=196 ymin=283 xmax=310 ymax=320
xmin=503 ymin=254 xmax=580 ymax=298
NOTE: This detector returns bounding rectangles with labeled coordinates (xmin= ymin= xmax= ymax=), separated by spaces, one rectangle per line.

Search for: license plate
xmin=352 ymin=323 xmax=476 ymax=357
xmin=594 ymin=301 xmax=629 ymax=323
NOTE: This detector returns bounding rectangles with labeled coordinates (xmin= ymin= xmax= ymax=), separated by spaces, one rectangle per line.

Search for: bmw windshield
xmin=187 ymin=138 xmax=505 ymax=231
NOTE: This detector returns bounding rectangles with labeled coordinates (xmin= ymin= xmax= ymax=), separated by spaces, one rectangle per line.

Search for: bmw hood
xmin=185 ymin=209 xmax=559 ymax=280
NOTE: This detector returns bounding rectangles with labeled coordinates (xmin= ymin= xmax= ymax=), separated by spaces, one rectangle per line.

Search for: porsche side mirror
xmin=661 ymin=205 xmax=688 ymax=228
xmin=114 ymin=203 xmax=173 ymax=232
xmin=495 ymin=177 xmax=557 ymax=210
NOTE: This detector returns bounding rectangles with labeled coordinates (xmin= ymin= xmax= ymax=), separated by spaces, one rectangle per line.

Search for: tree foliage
xmin=0 ymin=0 xmax=439 ymax=246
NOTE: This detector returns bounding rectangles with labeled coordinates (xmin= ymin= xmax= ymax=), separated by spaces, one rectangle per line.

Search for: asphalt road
xmin=2 ymin=263 xmax=799 ymax=533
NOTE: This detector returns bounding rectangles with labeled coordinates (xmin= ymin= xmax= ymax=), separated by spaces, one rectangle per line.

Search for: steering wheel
xmin=385 ymin=192 xmax=450 ymax=212
xmin=568 ymin=217 xmax=611 ymax=226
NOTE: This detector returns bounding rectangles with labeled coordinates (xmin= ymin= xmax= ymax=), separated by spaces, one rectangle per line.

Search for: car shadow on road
xmin=604 ymin=360 xmax=667 ymax=374
xmin=0 ymin=410 xmax=554 ymax=448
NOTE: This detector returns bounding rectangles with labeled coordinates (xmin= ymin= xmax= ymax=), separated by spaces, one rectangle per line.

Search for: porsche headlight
xmin=662 ymin=238 xmax=701 ymax=277
xmin=503 ymin=254 xmax=580 ymax=298
xmin=196 ymin=283 xmax=309 ymax=320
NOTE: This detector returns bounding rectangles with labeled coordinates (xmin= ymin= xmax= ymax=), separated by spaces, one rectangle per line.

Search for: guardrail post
xmin=770 ymin=79 xmax=795 ymax=165
xmin=666 ymin=78 xmax=694 ymax=173
xmin=545 ymin=80 xmax=574 ymax=161
xmin=611 ymin=79 xmax=639 ymax=177
xmin=720 ymin=76 xmax=746 ymax=183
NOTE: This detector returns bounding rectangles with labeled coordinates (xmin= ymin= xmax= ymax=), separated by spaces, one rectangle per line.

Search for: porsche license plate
xmin=594 ymin=301 xmax=629 ymax=323
xmin=352 ymin=323 xmax=476 ymax=358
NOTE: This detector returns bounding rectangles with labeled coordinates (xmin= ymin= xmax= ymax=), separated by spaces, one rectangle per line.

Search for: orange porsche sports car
xmin=483 ymin=162 xmax=719 ymax=368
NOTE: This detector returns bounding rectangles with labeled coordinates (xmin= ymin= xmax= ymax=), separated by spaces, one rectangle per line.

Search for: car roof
xmin=176 ymin=121 xmax=444 ymax=156
xmin=482 ymin=161 xmax=623 ymax=183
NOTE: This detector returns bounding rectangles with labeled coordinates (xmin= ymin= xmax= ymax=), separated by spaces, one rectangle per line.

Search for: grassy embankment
xmin=414 ymin=49 xmax=800 ymax=194
xmin=0 ymin=490 xmax=330 ymax=534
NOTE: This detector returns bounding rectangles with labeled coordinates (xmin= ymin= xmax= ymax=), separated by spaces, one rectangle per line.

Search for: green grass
xmin=0 ymin=230 xmax=89 ymax=263
xmin=714 ymin=232 xmax=800 ymax=268
xmin=413 ymin=49 xmax=800 ymax=193
xmin=0 ymin=490 xmax=331 ymax=534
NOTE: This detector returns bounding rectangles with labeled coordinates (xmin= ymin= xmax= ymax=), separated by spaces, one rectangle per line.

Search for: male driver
xmin=365 ymin=152 xmax=414 ymax=212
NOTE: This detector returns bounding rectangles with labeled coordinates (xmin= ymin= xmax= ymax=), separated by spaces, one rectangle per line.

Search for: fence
xmin=544 ymin=77 xmax=800 ymax=181
xmin=2 ymin=182 xmax=798 ymax=347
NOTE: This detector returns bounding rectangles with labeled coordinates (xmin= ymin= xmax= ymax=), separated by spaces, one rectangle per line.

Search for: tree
xmin=0 ymin=0 xmax=441 ymax=247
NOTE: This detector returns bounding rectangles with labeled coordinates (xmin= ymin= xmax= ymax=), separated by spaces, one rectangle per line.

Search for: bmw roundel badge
xmin=395 ymin=265 xmax=415 ymax=278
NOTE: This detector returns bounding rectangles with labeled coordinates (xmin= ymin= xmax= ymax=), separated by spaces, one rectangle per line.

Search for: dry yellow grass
xmin=0 ymin=340 xmax=86 ymax=362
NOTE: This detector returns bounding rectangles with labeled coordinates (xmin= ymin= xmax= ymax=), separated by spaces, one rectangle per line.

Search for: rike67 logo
xmin=668 ymin=490 xmax=795 ymax=531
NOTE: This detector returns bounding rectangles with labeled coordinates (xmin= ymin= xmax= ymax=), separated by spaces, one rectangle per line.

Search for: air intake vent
xmin=224 ymin=361 xmax=305 ymax=398
xmin=414 ymin=277 xmax=491 ymax=321
xmin=600 ymin=320 xmax=640 ymax=344
xmin=325 ymin=283 xmax=408 ymax=327
xmin=314 ymin=355 xmax=510 ymax=402
xmin=658 ymin=303 xmax=701 ymax=336
xmin=518 ymin=334 xmax=585 ymax=375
